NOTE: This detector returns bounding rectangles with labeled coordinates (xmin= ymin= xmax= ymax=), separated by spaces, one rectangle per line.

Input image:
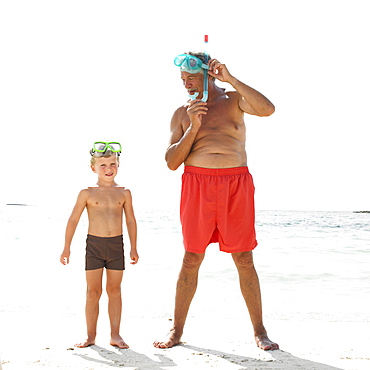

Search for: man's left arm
xmin=208 ymin=59 xmax=275 ymax=117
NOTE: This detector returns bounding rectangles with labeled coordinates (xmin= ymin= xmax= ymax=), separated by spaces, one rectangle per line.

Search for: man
xmin=153 ymin=52 xmax=278 ymax=351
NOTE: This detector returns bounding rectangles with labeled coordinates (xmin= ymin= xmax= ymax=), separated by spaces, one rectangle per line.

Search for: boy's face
xmin=91 ymin=155 xmax=119 ymax=181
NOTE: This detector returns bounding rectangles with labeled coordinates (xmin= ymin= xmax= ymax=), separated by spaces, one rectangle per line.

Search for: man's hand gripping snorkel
xmin=187 ymin=98 xmax=208 ymax=130
xmin=186 ymin=57 xmax=230 ymax=129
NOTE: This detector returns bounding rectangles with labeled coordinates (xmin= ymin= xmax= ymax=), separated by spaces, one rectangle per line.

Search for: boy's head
xmin=90 ymin=141 xmax=121 ymax=166
xmin=90 ymin=149 xmax=120 ymax=166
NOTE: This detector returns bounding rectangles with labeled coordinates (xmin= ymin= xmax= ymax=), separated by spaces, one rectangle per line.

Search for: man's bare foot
xmin=110 ymin=335 xmax=129 ymax=349
xmin=75 ymin=338 xmax=95 ymax=348
xmin=153 ymin=329 xmax=182 ymax=349
xmin=255 ymin=333 xmax=279 ymax=351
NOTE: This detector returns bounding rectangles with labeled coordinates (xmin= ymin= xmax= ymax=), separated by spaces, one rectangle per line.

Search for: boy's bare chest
xmin=87 ymin=189 xmax=125 ymax=209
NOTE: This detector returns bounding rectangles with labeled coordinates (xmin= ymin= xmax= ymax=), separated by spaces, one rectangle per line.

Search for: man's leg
xmin=75 ymin=268 xmax=103 ymax=348
xmin=106 ymin=269 xmax=128 ymax=349
xmin=232 ymin=251 xmax=279 ymax=351
xmin=153 ymin=251 xmax=205 ymax=348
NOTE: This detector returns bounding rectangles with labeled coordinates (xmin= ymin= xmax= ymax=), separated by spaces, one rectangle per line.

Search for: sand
xmin=1 ymin=216 xmax=369 ymax=369
xmin=1 ymin=303 xmax=369 ymax=369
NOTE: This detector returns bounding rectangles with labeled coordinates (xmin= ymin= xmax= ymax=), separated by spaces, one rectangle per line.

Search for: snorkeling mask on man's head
xmin=174 ymin=53 xmax=210 ymax=102
xmin=174 ymin=54 xmax=209 ymax=74
xmin=90 ymin=141 xmax=122 ymax=157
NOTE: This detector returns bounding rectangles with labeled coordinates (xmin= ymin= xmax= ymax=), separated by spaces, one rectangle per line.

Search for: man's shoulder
xmin=174 ymin=104 xmax=188 ymax=115
xmin=171 ymin=105 xmax=189 ymax=126
xmin=225 ymin=90 xmax=241 ymax=100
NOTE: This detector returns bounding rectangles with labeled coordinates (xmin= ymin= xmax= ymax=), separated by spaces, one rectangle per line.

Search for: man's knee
xmin=232 ymin=251 xmax=255 ymax=270
xmin=182 ymin=252 xmax=205 ymax=269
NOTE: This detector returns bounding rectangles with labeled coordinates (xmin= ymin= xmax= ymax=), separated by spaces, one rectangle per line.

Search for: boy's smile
xmin=91 ymin=156 xmax=119 ymax=184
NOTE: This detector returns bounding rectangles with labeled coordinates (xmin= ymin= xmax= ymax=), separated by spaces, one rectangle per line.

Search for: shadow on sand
xmin=182 ymin=344 xmax=343 ymax=370
xmin=74 ymin=345 xmax=176 ymax=369
xmin=74 ymin=344 xmax=343 ymax=369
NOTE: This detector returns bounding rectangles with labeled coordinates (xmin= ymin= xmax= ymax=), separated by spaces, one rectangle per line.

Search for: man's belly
xmin=184 ymin=132 xmax=248 ymax=168
xmin=184 ymin=151 xmax=247 ymax=169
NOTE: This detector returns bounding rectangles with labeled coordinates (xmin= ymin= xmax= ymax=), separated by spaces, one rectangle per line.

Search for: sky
xmin=1 ymin=0 xmax=369 ymax=212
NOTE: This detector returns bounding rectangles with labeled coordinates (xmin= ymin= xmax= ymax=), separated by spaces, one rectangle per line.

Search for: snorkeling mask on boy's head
xmin=174 ymin=53 xmax=210 ymax=102
xmin=90 ymin=141 xmax=122 ymax=157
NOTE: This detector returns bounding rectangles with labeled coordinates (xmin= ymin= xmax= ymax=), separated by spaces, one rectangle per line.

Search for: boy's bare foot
xmin=255 ymin=333 xmax=279 ymax=351
xmin=75 ymin=338 xmax=95 ymax=348
xmin=153 ymin=329 xmax=182 ymax=349
xmin=110 ymin=335 xmax=129 ymax=349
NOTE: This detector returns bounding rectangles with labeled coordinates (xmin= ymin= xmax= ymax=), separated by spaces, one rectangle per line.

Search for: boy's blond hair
xmin=90 ymin=149 xmax=120 ymax=166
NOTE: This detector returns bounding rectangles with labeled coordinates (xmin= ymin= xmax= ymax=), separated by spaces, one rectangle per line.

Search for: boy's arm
xmin=123 ymin=189 xmax=138 ymax=265
xmin=60 ymin=190 xmax=88 ymax=265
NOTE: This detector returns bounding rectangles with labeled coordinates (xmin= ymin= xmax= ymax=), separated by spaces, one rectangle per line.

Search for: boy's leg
xmin=75 ymin=268 xmax=103 ymax=348
xmin=106 ymin=269 xmax=128 ymax=349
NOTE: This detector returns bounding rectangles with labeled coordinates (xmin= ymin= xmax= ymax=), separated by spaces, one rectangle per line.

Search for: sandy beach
xmin=1 ymin=261 xmax=369 ymax=370
xmin=1 ymin=309 xmax=369 ymax=369
xmin=1 ymin=206 xmax=369 ymax=369
xmin=2 ymin=0 xmax=370 ymax=367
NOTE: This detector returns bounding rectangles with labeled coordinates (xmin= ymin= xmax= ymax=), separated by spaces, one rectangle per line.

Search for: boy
xmin=60 ymin=141 xmax=138 ymax=349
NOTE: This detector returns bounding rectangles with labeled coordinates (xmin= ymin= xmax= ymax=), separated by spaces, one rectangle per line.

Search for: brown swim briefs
xmin=85 ymin=234 xmax=125 ymax=271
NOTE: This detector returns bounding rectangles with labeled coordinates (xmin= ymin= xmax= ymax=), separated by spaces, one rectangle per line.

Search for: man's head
xmin=174 ymin=52 xmax=213 ymax=101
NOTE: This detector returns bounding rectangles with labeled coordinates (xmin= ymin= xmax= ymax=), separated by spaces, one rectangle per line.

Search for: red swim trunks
xmin=180 ymin=166 xmax=257 ymax=254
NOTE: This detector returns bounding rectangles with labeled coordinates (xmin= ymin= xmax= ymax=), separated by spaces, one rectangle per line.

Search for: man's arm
xmin=208 ymin=59 xmax=275 ymax=117
xmin=229 ymin=77 xmax=275 ymax=116
xmin=165 ymin=102 xmax=207 ymax=171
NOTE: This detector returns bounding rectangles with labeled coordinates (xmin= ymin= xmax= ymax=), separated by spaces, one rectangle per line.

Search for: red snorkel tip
xmin=204 ymin=35 xmax=208 ymax=43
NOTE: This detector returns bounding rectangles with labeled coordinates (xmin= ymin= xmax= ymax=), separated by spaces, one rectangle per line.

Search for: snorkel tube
xmin=201 ymin=34 xmax=209 ymax=102
xmin=189 ymin=35 xmax=209 ymax=102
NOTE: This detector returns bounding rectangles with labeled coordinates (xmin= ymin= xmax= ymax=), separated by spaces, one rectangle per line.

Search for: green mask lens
xmin=91 ymin=141 xmax=122 ymax=155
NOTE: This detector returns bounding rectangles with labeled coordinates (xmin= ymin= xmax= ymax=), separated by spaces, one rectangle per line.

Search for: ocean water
xmin=0 ymin=204 xmax=369 ymax=324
